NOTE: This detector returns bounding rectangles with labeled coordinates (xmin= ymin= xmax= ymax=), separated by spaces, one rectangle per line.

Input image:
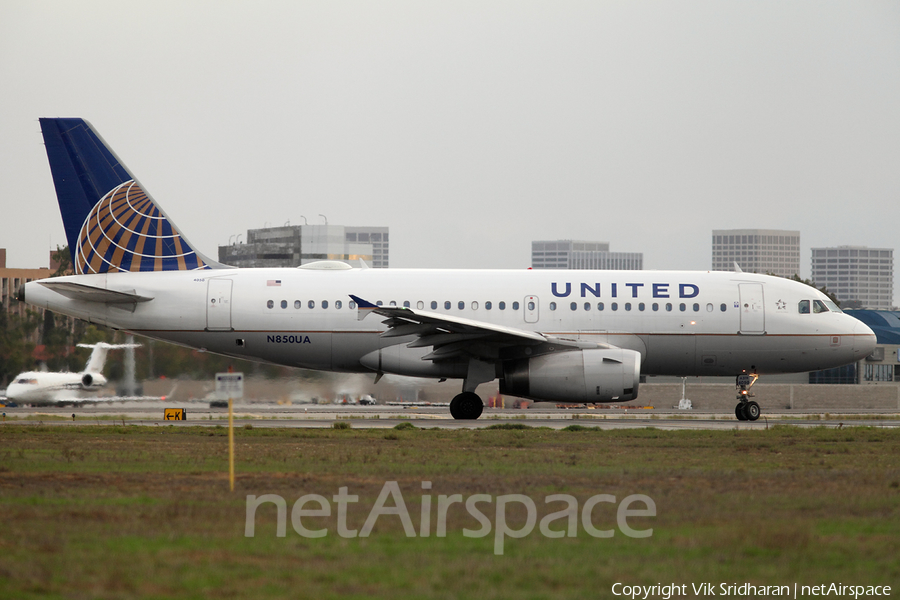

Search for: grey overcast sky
xmin=2 ymin=1 xmax=899 ymax=294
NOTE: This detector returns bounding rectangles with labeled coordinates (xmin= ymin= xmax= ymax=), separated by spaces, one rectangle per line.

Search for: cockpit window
xmin=823 ymin=300 xmax=842 ymax=313
xmin=813 ymin=300 xmax=829 ymax=314
xmin=798 ymin=300 xmax=810 ymax=314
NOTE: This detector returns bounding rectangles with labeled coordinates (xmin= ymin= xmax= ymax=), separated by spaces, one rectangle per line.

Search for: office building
xmin=711 ymin=229 xmax=800 ymax=277
xmin=1 ymin=249 xmax=53 ymax=319
xmin=531 ymin=240 xmax=642 ymax=270
xmin=811 ymin=246 xmax=893 ymax=310
xmin=219 ymin=224 xmax=389 ymax=268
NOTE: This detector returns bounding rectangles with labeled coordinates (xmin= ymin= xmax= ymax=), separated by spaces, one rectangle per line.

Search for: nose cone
xmin=852 ymin=319 xmax=877 ymax=358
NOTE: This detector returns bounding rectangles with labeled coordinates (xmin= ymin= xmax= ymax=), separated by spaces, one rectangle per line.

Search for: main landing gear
xmin=734 ymin=372 xmax=760 ymax=421
xmin=450 ymin=392 xmax=484 ymax=420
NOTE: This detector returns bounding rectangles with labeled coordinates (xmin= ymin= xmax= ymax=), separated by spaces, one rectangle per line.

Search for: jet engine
xmin=80 ymin=373 xmax=107 ymax=389
xmin=500 ymin=348 xmax=641 ymax=403
xmin=81 ymin=373 xmax=94 ymax=388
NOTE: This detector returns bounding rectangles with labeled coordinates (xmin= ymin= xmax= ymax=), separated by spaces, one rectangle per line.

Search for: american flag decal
xmin=267 ymin=280 xmax=282 ymax=286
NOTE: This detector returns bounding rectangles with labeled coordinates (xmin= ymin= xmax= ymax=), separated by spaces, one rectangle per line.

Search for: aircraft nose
xmin=852 ymin=319 xmax=877 ymax=357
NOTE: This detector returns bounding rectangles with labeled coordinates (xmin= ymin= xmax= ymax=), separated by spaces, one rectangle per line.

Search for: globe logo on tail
xmin=75 ymin=181 xmax=208 ymax=274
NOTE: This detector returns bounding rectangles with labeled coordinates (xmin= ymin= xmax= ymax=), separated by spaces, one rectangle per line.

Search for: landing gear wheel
xmin=450 ymin=392 xmax=484 ymax=420
xmin=735 ymin=403 xmax=748 ymax=421
xmin=744 ymin=401 xmax=761 ymax=421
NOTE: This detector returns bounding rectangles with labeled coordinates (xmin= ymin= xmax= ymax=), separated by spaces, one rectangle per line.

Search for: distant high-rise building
xmin=531 ymin=240 xmax=642 ymax=270
xmin=711 ymin=229 xmax=800 ymax=278
xmin=811 ymin=246 xmax=893 ymax=310
xmin=219 ymin=224 xmax=388 ymax=268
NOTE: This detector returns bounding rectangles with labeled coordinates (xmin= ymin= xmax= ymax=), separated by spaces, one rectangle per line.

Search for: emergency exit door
xmin=524 ymin=296 xmax=539 ymax=323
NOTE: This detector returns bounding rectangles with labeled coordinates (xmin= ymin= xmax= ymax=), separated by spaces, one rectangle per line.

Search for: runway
xmin=2 ymin=402 xmax=898 ymax=430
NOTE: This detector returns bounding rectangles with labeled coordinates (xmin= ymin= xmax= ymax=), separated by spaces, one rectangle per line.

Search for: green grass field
xmin=1 ymin=424 xmax=898 ymax=599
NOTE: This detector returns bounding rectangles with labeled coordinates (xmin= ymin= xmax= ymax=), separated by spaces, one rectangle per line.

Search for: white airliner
xmin=5 ymin=343 xmax=139 ymax=403
xmin=18 ymin=118 xmax=876 ymax=420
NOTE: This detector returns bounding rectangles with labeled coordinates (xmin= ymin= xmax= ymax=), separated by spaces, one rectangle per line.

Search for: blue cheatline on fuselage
xmin=39 ymin=118 xmax=215 ymax=273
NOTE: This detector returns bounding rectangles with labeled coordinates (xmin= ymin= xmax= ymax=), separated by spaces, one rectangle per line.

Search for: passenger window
xmin=680 ymin=303 xmax=686 ymax=312
xmin=706 ymin=303 xmax=713 ymax=312
xmin=549 ymin=302 xmax=556 ymax=311
xmin=281 ymin=300 xmax=288 ymax=309
xmin=403 ymin=301 xmax=410 ymax=308
xmin=322 ymin=300 xmax=329 ymax=309
xmin=666 ymin=303 xmax=673 ymax=312
xmin=527 ymin=301 xmax=534 ymax=311
xmin=598 ymin=302 xmax=604 ymax=311
xmin=473 ymin=301 xmax=479 ymax=310
xmin=638 ymin=303 xmax=645 ymax=311
xmin=376 ymin=301 xmax=383 ymax=307
xmin=458 ymin=301 xmax=464 ymax=310
xmin=611 ymin=302 xmax=618 ymax=311
xmin=294 ymin=300 xmax=301 ymax=309
xmin=512 ymin=302 xmax=520 ymax=310
xmin=813 ymin=300 xmax=828 ymax=314
xmin=431 ymin=301 xmax=438 ymax=310
xmin=720 ymin=303 xmax=727 ymax=312
xmin=486 ymin=301 xmax=493 ymax=310
xmin=335 ymin=300 xmax=342 ymax=309
xmin=444 ymin=301 xmax=451 ymax=310
xmin=349 ymin=301 xmax=357 ymax=309
xmin=389 ymin=301 xmax=397 ymax=307
xmin=417 ymin=301 xmax=424 ymax=309
xmin=499 ymin=301 xmax=506 ymax=310
xmin=308 ymin=300 xmax=315 ymax=309
xmin=570 ymin=302 xmax=577 ymax=311
xmin=583 ymin=302 xmax=590 ymax=311
xmin=625 ymin=303 xmax=632 ymax=311
xmin=693 ymin=303 xmax=700 ymax=312
xmin=267 ymin=300 xmax=274 ymax=309
xmin=798 ymin=300 xmax=810 ymax=314
xmin=652 ymin=303 xmax=659 ymax=311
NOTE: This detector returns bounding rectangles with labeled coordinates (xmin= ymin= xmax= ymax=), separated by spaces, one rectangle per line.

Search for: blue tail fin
xmin=39 ymin=118 xmax=221 ymax=274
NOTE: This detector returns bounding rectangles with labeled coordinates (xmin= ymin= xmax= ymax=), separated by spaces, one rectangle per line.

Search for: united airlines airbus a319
xmin=18 ymin=118 xmax=876 ymax=420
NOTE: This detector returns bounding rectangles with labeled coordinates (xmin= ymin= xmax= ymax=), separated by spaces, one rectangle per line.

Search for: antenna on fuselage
xmin=733 ymin=262 xmax=744 ymax=273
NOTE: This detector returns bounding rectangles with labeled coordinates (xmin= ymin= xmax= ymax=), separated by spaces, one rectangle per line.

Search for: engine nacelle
xmin=81 ymin=373 xmax=106 ymax=389
xmin=360 ymin=345 xmax=468 ymax=380
xmin=500 ymin=348 xmax=641 ymax=403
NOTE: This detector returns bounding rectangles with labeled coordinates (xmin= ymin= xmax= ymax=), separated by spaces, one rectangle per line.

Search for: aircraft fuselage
xmin=23 ymin=268 xmax=875 ymax=383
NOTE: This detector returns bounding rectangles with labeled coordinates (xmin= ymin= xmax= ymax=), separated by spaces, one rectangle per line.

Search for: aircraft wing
xmin=350 ymin=294 xmax=603 ymax=361
xmin=38 ymin=281 xmax=153 ymax=304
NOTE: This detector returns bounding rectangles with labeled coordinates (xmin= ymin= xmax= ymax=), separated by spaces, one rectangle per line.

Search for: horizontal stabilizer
xmin=38 ymin=281 xmax=153 ymax=304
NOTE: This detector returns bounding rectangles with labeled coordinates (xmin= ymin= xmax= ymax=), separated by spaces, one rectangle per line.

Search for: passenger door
xmin=207 ymin=279 xmax=233 ymax=331
xmin=738 ymin=283 xmax=765 ymax=334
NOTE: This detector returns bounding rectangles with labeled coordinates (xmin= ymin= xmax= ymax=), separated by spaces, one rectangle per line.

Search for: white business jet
xmin=18 ymin=119 xmax=876 ymax=420
xmin=5 ymin=343 xmax=139 ymax=403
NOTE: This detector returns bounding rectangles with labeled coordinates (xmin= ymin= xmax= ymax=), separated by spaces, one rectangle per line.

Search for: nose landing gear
xmin=734 ymin=372 xmax=760 ymax=421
